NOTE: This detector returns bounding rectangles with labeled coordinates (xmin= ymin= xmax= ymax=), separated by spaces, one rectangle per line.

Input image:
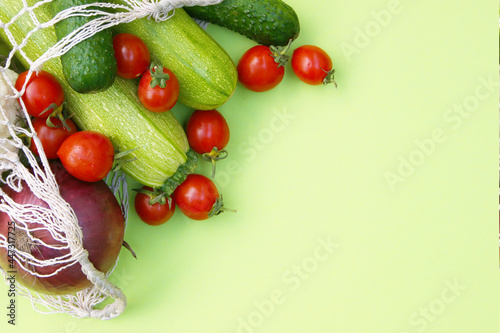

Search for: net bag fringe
xmin=0 ymin=0 xmax=222 ymax=320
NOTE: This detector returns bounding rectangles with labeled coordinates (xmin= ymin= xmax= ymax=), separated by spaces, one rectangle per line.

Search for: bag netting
xmin=0 ymin=0 xmax=221 ymax=320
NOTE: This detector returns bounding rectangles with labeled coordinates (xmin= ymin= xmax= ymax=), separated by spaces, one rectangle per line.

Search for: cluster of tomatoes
xmin=134 ymin=107 xmax=231 ymax=226
xmin=133 ymin=38 xmax=338 ymax=226
xmin=237 ymin=41 xmax=337 ymax=92
xmin=16 ymin=34 xmax=336 ymax=228
xmin=134 ymin=172 xmax=231 ymax=225
xmin=113 ymin=33 xmax=180 ymax=113
xmin=135 ymin=108 xmax=232 ymax=226
xmin=113 ymin=33 xmax=233 ymax=226
xmin=15 ymin=70 xmax=116 ymax=183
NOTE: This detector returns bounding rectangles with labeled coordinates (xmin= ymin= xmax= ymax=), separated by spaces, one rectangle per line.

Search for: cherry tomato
xmin=30 ymin=117 xmax=78 ymax=159
xmin=291 ymin=45 xmax=336 ymax=86
xmin=172 ymin=174 xmax=226 ymax=220
xmin=15 ymin=70 xmax=65 ymax=117
xmin=138 ymin=66 xmax=179 ymax=113
xmin=186 ymin=109 xmax=230 ymax=177
xmin=237 ymin=45 xmax=288 ymax=92
xmin=134 ymin=186 xmax=175 ymax=226
xmin=57 ymin=131 xmax=115 ymax=182
xmin=113 ymin=33 xmax=151 ymax=79
xmin=186 ymin=110 xmax=230 ymax=153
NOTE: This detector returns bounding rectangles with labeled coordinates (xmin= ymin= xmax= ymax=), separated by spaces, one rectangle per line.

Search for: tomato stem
xmin=39 ymin=102 xmax=58 ymax=117
xmin=41 ymin=102 xmax=75 ymax=131
xmin=132 ymin=186 xmax=171 ymax=207
xmin=269 ymin=38 xmax=293 ymax=67
xmin=208 ymin=194 xmax=237 ymax=218
xmin=148 ymin=63 xmax=170 ymax=88
xmin=202 ymin=147 xmax=228 ymax=178
xmin=112 ymin=147 xmax=139 ymax=173
xmin=322 ymin=68 xmax=337 ymax=88
xmin=149 ymin=192 xmax=171 ymax=207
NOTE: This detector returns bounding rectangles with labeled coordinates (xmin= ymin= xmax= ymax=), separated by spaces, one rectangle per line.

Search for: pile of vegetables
xmin=0 ymin=0 xmax=338 ymax=302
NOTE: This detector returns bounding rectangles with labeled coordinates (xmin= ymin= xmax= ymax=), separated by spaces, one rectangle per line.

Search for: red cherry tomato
xmin=186 ymin=109 xmax=230 ymax=177
xmin=291 ymin=45 xmax=336 ymax=86
xmin=186 ymin=109 xmax=230 ymax=154
xmin=134 ymin=186 xmax=175 ymax=226
xmin=172 ymin=174 xmax=226 ymax=220
xmin=138 ymin=66 xmax=179 ymax=113
xmin=57 ymin=131 xmax=115 ymax=182
xmin=113 ymin=33 xmax=151 ymax=79
xmin=15 ymin=70 xmax=65 ymax=118
xmin=237 ymin=45 xmax=287 ymax=92
xmin=30 ymin=117 xmax=78 ymax=159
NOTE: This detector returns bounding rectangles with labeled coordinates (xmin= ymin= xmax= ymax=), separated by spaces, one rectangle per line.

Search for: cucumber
xmin=184 ymin=0 xmax=300 ymax=46
xmin=112 ymin=5 xmax=237 ymax=110
xmin=0 ymin=0 xmax=196 ymax=194
xmin=51 ymin=0 xmax=117 ymax=94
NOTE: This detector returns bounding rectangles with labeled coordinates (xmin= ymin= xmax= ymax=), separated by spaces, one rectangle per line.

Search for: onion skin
xmin=0 ymin=161 xmax=125 ymax=295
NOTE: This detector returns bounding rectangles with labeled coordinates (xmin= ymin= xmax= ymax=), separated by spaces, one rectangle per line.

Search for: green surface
xmin=1 ymin=0 xmax=498 ymax=332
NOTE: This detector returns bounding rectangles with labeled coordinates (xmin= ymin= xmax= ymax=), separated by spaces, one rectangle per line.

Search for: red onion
xmin=0 ymin=161 xmax=125 ymax=295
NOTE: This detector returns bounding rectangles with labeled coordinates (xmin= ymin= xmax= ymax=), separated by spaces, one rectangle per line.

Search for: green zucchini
xmin=112 ymin=4 xmax=237 ymax=110
xmin=0 ymin=0 xmax=196 ymax=194
xmin=184 ymin=0 xmax=300 ymax=46
xmin=51 ymin=0 xmax=117 ymax=94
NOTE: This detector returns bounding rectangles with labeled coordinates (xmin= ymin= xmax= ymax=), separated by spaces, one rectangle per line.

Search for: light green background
xmin=1 ymin=0 xmax=498 ymax=332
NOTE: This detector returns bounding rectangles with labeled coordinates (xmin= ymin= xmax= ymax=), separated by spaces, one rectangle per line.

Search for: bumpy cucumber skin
xmin=51 ymin=0 xmax=117 ymax=94
xmin=184 ymin=0 xmax=300 ymax=46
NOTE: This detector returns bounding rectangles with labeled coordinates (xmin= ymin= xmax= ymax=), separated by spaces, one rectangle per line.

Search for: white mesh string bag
xmin=0 ymin=0 xmax=221 ymax=320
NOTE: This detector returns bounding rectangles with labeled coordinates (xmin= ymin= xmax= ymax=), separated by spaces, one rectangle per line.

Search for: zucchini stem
xmin=160 ymin=149 xmax=198 ymax=197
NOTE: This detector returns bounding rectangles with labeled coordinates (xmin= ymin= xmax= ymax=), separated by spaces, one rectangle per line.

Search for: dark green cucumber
xmin=184 ymin=0 xmax=300 ymax=46
xmin=51 ymin=0 xmax=117 ymax=94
